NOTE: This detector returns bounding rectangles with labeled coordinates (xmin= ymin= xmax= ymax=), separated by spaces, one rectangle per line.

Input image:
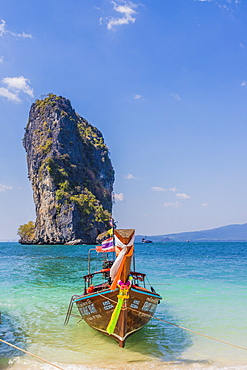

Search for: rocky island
xmin=20 ymin=94 xmax=114 ymax=245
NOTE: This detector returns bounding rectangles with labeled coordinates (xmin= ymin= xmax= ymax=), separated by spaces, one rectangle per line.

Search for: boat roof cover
xmin=114 ymin=229 xmax=135 ymax=244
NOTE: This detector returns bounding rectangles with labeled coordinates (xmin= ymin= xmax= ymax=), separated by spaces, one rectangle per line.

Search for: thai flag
xmin=109 ymin=218 xmax=114 ymax=228
xmin=96 ymin=237 xmax=114 ymax=253
xmin=102 ymin=237 xmax=114 ymax=250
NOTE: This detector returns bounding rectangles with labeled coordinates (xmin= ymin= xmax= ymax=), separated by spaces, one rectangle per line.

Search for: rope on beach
xmin=97 ymin=293 xmax=247 ymax=351
xmin=0 ymin=338 xmax=65 ymax=370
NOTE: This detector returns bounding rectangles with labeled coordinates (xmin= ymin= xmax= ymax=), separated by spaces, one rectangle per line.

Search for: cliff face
xmin=23 ymin=94 xmax=114 ymax=244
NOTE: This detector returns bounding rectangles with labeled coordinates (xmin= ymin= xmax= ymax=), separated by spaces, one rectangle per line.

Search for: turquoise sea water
xmin=0 ymin=241 xmax=247 ymax=370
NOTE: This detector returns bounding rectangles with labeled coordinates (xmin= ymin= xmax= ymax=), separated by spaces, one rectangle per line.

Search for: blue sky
xmin=1 ymin=0 xmax=247 ymax=240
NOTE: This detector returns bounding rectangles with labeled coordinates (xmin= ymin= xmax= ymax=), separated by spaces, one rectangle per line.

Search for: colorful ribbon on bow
xmin=106 ymin=276 xmax=133 ymax=335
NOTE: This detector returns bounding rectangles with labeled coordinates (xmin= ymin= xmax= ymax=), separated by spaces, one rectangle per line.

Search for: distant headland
xmin=137 ymin=223 xmax=247 ymax=242
xmin=19 ymin=94 xmax=114 ymax=245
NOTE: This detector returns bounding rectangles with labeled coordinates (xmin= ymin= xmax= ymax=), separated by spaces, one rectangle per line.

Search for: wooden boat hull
xmin=73 ymin=285 xmax=162 ymax=347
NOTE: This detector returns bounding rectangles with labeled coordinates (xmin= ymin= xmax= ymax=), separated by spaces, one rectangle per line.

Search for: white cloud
xmin=94 ymin=6 xmax=102 ymax=12
xmin=169 ymin=187 xmax=178 ymax=192
xmin=114 ymin=193 xmax=124 ymax=201
xmin=151 ymin=186 xmax=180 ymax=192
xmin=240 ymin=43 xmax=245 ymax=48
xmin=0 ymin=19 xmax=32 ymax=38
xmin=176 ymin=193 xmax=191 ymax=199
xmin=17 ymin=32 xmax=32 ymax=38
xmin=0 ymin=183 xmax=13 ymax=192
xmin=104 ymin=1 xmax=139 ymax=30
xmin=0 ymin=56 xmax=4 ymax=63
xmin=124 ymin=173 xmax=137 ymax=179
xmin=134 ymin=94 xmax=142 ymax=99
xmin=0 ymin=87 xmax=21 ymax=102
xmin=170 ymin=93 xmax=181 ymax=101
xmin=202 ymin=202 xmax=209 ymax=206
xmin=194 ymin=0 xmax=241 ymax=8
xmin=3 ymin=76 xmax=34 ymax=97
xmin=0 ymin=20 xmax=6 ymax=36
xmin=163 ymin=201 xmax=181 ymax=208
xmin=0 ymin=76 xmax=34 ymax=103
xmin=241 ymin=81 xmax=247 ymax=87
xmin=151 ymin=186 xmax=167 ymax=192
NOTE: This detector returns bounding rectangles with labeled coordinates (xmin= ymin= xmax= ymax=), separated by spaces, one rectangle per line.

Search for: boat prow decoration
xmin=64 ymin=227 xmax=162 ymax=347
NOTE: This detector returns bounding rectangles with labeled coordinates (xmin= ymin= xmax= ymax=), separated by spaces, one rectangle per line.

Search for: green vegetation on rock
xmin=17 ymin=221 xmax=35 ymax=244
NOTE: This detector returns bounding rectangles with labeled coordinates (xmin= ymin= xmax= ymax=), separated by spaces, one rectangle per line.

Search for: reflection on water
xmin=0 ymin=312 xmax=27 ymax=369
xmin=125 ymin=310 xmax=192 ymax=361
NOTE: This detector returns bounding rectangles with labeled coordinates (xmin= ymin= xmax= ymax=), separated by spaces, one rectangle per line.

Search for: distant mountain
xmin=136 ymin=223 xmax=247 ymax=242
xmin=0 ymin=239 xmax=18 ymax=242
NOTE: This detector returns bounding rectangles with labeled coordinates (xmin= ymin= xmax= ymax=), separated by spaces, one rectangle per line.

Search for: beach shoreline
xmin=5 ymin=356 xmax=247 ymax=370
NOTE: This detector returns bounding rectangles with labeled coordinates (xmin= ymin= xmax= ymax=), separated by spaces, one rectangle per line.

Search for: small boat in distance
xmin=141 ymin=237 xmax=153 ymax=243
xmin=64 ymin=228 xmax=162 ymax=347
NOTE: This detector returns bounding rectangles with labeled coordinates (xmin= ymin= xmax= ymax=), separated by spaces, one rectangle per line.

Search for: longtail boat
xmin=64 ymin=228 xmax=162 ymax=347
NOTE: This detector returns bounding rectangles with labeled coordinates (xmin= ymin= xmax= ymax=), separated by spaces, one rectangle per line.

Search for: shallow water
xmin=0 ymin=242 xmax=247 ymax=369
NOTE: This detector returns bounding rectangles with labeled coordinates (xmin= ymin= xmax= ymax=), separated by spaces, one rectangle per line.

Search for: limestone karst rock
xmin=22 ymin=94 xmax=114 ymax=244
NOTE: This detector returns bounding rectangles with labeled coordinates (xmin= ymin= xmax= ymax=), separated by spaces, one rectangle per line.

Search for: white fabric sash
xmin=114 ymin=235 xmax=135 ymax=249
xmin=110 ymin=235 xmax=135 ymax=281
